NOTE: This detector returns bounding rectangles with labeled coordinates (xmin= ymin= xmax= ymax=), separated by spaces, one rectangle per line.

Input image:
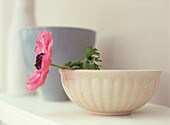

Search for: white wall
xmin=2 ymin=0 xmax=170 ymax=106
xmin=168 ymin=0 xmax=170 ymax=107
xmin=0 ymin=0 xmax=5 ymax=90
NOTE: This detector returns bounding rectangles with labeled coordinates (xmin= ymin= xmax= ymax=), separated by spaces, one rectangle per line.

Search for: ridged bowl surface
xmin=59 ymin=70 xmax=161 ymax=115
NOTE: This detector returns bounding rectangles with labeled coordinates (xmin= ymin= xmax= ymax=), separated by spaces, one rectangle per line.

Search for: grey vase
xmin=19 ymin=27 xmax=96 ymax=101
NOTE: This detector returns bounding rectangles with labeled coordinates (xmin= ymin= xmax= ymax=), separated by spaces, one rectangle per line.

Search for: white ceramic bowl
xmin=59 ymin=69 xmax=161 ymax=116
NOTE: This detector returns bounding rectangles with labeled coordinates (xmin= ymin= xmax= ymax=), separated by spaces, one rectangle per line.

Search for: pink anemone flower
xmin=27 ymin=30 xmax=53 ymax=90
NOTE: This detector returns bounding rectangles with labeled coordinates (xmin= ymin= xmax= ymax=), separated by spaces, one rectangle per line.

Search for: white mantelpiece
xmin=0 ymin=93 xmax=170 ymax=125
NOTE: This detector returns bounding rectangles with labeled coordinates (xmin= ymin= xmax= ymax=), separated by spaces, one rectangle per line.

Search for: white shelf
xmin=0 ymin=92 xmax=170 ymax=125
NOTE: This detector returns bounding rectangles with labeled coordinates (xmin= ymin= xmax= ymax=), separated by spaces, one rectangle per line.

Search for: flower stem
xmin=50 ymin=63 xmax=69 ymax=69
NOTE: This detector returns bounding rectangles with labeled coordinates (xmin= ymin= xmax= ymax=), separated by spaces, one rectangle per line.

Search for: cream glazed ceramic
xmin=59 ymin=69 xmax=161 ymax=116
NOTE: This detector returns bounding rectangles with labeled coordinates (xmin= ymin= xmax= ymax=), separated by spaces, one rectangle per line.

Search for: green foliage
xmin=64 ymin=46 xmax=102 ymax=70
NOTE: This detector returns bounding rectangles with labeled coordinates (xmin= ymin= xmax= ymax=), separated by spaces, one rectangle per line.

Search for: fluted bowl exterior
xmin=59 ymin=70 xmax=161 ymax=115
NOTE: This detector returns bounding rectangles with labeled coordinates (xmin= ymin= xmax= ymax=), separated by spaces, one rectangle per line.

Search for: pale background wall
xmin=0 ymin=0 xmax=4 ymax=90
xmin=1 ymin=0 xmax=170 ymax=107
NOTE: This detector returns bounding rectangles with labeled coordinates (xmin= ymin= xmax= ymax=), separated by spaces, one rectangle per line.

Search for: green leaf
xmin=64 ymin=46 xmax=102 ymax=70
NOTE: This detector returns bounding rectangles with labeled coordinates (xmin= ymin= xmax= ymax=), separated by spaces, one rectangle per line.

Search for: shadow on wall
xmin=151 ymin=72 xmax=170 ymax=106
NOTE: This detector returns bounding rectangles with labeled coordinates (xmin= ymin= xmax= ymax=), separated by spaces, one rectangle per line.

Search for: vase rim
xmin=19 ymin=26 xmax=96 ymax=33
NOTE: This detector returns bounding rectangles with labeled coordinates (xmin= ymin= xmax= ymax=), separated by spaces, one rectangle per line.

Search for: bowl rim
xmin=19 ymin=26 xmax=96 ymax=33
xmin=59 ymin=69 xmax=162 ymax=73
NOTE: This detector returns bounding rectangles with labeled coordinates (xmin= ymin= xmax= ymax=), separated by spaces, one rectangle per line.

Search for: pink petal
xmin=27 ymin=84 xmax=39 ymax=90
xmin=38 ymin=30 xmax=52 ymax=52
xmin=29 ymin=71 xmax=38 ymax=81
xmin=41 ymin=54 xmax=48 ymax=71
xmin=27 ymin=30 xmax=53 ymax=91
xmin=27 ymin=73 xmax=41 ymax=91
xmin=27 ymin=73 xmax=41 ymax=85
xmin=35 ymin=41 xmax=45 ymax=55
xmin=38 ymin=69 xmax=49 ymax=86
xmin=47 ymin=39 xmax=53 ymax=59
